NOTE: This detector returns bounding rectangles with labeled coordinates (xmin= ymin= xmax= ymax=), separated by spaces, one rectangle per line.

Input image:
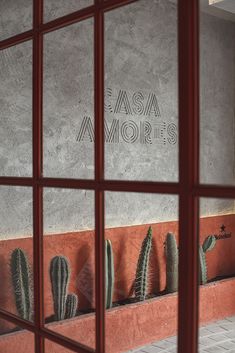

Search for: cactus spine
xmin=105 ymin=239 xmax=114 ymax=309
xmin=199 ymin=235 xmax=216 ymax=284
xmin=65 ymin=293 xmax=78 ymax=319
xmin=10 ymin=248 xmax=33 ymax=321
xmin=165 ymin=233 xmax=178 ymax=293
xmin=135 ymin=226 xmax=152 ymax=301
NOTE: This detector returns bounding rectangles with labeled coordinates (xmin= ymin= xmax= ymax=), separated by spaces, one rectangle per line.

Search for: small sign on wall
xmin=210 ymin=225 xmax=232 ymax=240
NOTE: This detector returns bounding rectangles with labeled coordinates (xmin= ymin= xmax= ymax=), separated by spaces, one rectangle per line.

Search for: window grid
xmin=0 ymin=0 xmax=234 ymax=353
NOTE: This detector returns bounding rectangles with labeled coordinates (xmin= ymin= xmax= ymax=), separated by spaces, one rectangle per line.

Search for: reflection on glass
xmin=0 ymin=0 xmax=32 ymax=41
xmin=0 ymin=186 xmax=33 ymax=322
xmin=0 ymin=318 xmax=34 ymax=353
xmin=43 ymin=188 xmax=95 ymax=350
xmin=199 ymin=198 xmax=235 ymax=352
xmin=200 ymin=3 xmax=235 ymax=185
xmin=0 ymin=41 xmax=32 ymax=177
xmin=105 ymin=0 xmax=178 ymax=181
xmin=44 ymin=0 xmax=93 ymax=23
xmin=43 ymin=19 xmax=94 ymax=179
xmin=105 ymin=192 xmax=178 ymax=353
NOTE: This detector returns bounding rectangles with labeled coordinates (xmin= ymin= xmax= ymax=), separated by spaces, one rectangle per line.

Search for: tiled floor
xmin=127 ymin=316 xmax=235 ymax=353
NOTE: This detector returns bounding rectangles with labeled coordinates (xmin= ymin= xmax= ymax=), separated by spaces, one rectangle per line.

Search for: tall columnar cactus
xmin=165 ymin=233 xmax=178 ymax=293
xmin=65 ymin=293 xmax=78 ymax=319
xmin=199 ymin=235 xmax=216 ymax=285
xmin=105 ymin=239 xmax=114 ymax=309
xmin=50 ymin=256 xmax=70 ymax=321
xmin=10 ymin=248 xmax=33 ymax=321
xmin=135 ymin=226 xmax=152 ymax=301
xmin=50 ymin=255 xmax=78 ymax=321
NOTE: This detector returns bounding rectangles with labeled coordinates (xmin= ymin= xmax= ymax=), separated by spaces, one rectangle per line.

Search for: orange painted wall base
xmin=0 ymin=214 xmax=234 ymax=350
xmin=0 ymin=214 xmax=234 ymax=321
xmin=0 ymin=277 xmax=235 ymax=353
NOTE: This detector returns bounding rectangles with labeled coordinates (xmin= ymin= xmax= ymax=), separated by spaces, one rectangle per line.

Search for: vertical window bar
xmin=94 ymin=1 xmax=105 ymax=353
xmin=178 ymin=1 xmax=200 ymax=353
xmin=33 ymin=0 xmax=44 ymax=352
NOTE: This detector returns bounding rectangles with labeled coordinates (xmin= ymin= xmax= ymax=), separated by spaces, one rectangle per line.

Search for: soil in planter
xmin=79 ymin=290 xmax=168 ymax=313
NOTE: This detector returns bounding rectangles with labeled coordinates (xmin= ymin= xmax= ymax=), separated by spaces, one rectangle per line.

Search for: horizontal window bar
xmin=0 ymin=176 xmax=179 ymax=193
xmin=0 ymin=177 xmax=34 ymax=186
xmin=1 ymin=177 xmax=235 ymax=197
xmin=0 ymin=30 xmax=33 ymax=51
xmin=193 ymin=185 xmax=235 ymax=198
xmin=0 ymin=310 xmax=94 ymax=353
xmin=41 ymin=328 xmax=95 ymax=353
xmin=40 ymin=5 xmax=95 ymax=35
xmin=101 ymin=0 xmax=139 ymax=13
xmin=0 ymin=309 xmax=35 ymax=332
xmin=39 ymin=178 xmax=180 ymax=194
xmin=0 ymin=0 xmax=140 ymax=51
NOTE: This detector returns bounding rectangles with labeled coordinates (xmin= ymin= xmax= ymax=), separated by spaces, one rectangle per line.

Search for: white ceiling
xmin=211 ymin=0 xmax=235 ymax=14
xmin=209 ymin=0 xmax=235 ymax=14
xmin=201 ymin=0 xmax=235 ymax=21
xmin=168 ymin=0 xmax=235 ymax=22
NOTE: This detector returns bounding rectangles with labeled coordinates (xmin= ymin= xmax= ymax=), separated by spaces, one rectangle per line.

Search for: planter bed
xmin=1 ymin=277 xmax=235 ymax=353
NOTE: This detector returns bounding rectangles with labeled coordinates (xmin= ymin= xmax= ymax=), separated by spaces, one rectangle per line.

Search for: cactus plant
xmin=50 ymin=255 xmax=78 ymax=321
xmin=50 ymin=256 xmax=70 ymax=321
xmin=65 ymin=293 xmax=78 ymax=319
xmin=105 ymin=239 xmax=114 ymax=309
xmin=165 ymin=233 xmax=178 ymax=293
xmin=10 ymin=248 xmax=33 ymax=321
xmin=135 ymin=226 xmax=152 ymax=301
xmin=199 ymin=235 xmax=216 ymax=284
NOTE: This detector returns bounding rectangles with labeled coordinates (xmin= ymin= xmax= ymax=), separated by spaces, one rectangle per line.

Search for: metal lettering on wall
xmin=76 ymin=88 xmax=178 ymax=145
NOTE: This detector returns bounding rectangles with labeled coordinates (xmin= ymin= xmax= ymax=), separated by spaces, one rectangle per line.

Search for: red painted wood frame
xmin=0 ymin=0 xmax=234 ymax=352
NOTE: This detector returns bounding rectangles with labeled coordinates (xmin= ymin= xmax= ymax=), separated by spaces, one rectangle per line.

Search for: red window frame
xmin=1 ymin=0 xmax=234 ymax=352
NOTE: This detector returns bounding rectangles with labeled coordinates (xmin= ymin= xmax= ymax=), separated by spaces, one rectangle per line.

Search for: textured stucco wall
xmin=0 ymin=0 xmax=235 ymax=238
xmin=200 ymin=12 xmax=235 ymax=185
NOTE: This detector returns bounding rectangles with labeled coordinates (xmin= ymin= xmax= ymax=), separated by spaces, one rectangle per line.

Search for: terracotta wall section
xmin=0 ymin=214 xmax=234 ymax=334
xmin=1 ymin=278 xmax=235 ymax=353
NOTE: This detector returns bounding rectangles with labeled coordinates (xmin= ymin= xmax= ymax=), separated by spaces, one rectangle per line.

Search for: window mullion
xmin=33 ymin=0 xmax=44 ymax=352
xmin=94 ymin=1 xmax=105 ymax=353
xmin=178 ymin=0 xmax=200 ymax=353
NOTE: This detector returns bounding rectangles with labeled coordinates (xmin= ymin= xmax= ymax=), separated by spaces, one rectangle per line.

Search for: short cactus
xmin=105 ymin=239 xmax=114 ymax=309
xmin=65 ymin=293 xmax=78 ymax=319
xmin=135 ymin=226 xmax=152 ymax=301
xmin=165 ymin=233 xmax=178 ymax=293
xmin=50 ymin=255 xmax=78 ymax=321
xmin=10 ymin=248 xmax=33 ymax=321
xmin=199 ymin=235 xmax=216 ymax=284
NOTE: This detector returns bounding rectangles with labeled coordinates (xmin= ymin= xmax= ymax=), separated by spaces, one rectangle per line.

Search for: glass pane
xmin=200 ymin=2 xmax=235 ymax=185
xmin=0 ymin=186 xmax=33 ymax=321
xmin=43 ymin=19 xmax=94 ymax=179
xmin=0 ymin=0 xmax=32 ymax=41
xmin=105 ymin=192 xmax=178 ymax=353
xmin=0 ymin=41 xmax=32 ymax=177
xmin=199 ymin=198 xmax=235 ymax=352
xmin=104 ymin=0 xmax=178 ymax=181
xmin=0 ymin=318 xmax=34 ymax=353
xmin=44 ymin=0 xmax=93 ymax=23
xmin=43 ymin=188 xmax=95 ymax=350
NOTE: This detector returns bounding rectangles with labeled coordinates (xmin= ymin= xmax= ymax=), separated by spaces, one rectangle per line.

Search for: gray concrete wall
xmin=200 ymin=12 xmax=235 ymax=185
xmin=0 ymin=1 xmax=235 ymax=238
